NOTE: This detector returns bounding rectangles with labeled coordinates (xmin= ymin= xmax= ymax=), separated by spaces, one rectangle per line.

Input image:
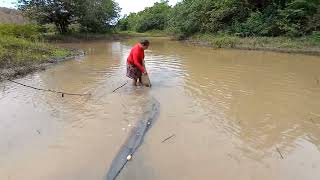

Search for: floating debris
xmin=126 ymin=155 xmax=132 ymax=161
xmin=161 ymin=134 xmax=176 ymax=143
xmin=112 ymin=81 xmax=128 ymax=92
xmin=276 ymin=147 xmax=284 ymax=159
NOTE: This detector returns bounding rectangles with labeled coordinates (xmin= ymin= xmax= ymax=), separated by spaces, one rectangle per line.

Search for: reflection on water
xmin=1 ymin=38 xmax=320 ymax=180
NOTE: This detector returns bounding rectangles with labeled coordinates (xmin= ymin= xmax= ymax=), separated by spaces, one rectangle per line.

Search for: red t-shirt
xmin=127 ymin=44 xmax=145 ymax=73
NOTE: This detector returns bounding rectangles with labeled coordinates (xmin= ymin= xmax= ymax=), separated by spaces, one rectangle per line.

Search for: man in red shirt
xmin=126 ymin=39 xmax=150 ymax=86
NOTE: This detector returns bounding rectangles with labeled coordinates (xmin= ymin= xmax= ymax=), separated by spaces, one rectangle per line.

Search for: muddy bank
xmin=183 ymin=37 xmax=320 ymax=56
xmin=0 ymin=49 xmax=84 ymax=82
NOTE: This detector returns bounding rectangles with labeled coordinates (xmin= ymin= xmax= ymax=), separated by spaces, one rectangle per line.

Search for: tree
xmin=75 ymin=0 xmax=120 ymax=32
xmin=117 ymin=0 xmax=319 ymax=38
xmin=167 ymin=0 xmax=213 ymax=37
xmin=207 ymin=0 xmax=251 ymax=33
xmin=117 ymin=1 xmax=171 ymax=33
xmin=135 ymin=1 xmax=171 ymax=32
xmin=18 ymin=0 xmax=76 ymax=34
xmin=18 ymin=0 xmax=120 ymax=34
xmin=117 ymin=14 xmax=129 ymax=31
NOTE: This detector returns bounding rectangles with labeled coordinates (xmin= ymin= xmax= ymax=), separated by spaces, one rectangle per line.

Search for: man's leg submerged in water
xmin=132 ymin=78 xmax=137 ymax=86
xmin=132 ymin=78 xmax=142 ymax=86
xmin=138 ymin=77 xmax=142 ymax=85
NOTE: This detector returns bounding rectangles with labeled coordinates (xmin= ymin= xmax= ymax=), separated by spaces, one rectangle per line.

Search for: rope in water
xmin=112 ymin=81 xmax=128 ymax=92
xmin=7 ymin=79 xmax=91 ymax=97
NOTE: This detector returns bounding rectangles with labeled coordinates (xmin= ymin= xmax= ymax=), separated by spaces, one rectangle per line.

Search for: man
xmin=126 ymin=39 xmax=150 ymax=86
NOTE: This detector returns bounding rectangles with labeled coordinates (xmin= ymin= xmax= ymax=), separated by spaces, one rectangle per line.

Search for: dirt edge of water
xmin=0 ymin=49 xmax=84 ymax=82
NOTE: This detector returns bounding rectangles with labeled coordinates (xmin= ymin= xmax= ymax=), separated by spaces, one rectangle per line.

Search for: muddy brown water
xmin=1 ymin=38 xmax=320 ymax=180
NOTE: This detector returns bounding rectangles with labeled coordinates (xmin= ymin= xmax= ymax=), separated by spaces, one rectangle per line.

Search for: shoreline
xmin=116 ymin=31 xmax=320 ymax=56
xmin=183 ymin=35 xmax=320 ymax=56
xmin=0 ymin=48 xmax=84 ymax=82
xmin=184 ymin=39 xmax=320 ymax=56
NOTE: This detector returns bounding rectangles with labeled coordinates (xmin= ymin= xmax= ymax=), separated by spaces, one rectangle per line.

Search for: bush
xmin=206 ymin=0 xmax=251 ymax=33
xmin=235 ymin=4 xmax=291 ymax=37
xmin=42 ymin=24 xmax=58 ymax=34
xmin=306 ymin=6 xmax=320 ymax=33
xmin=311 ymin=31 xmax=320 ymax=45
xmin=171 ymin=0 xmax=320 ymax=38
xmin=167 ymin=0 xmax=214 ymax=37
xmin=194 ymin=33 xmax=240 ymax=48
xmin=0 ymin=24 xmax=42 ymax=40
xmin=135 ymin=2 xmax=171 ymax=32
xmin=208 ymin=35 xmax=240 ymax=48
xmin=280 ymin=0 xmax=320 ymax=36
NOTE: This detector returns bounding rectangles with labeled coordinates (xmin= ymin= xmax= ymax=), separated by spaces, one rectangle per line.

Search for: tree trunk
xmin=55 ymin=22 xmax=68 ymax=34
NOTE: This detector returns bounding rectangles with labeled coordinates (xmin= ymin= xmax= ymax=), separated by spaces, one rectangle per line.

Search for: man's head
xmin=140 ymin=39 xmax=150 ymax=50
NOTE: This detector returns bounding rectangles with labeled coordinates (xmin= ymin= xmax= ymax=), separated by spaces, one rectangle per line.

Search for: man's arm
xmin=132 ymin=51 xmax=145 ymax=73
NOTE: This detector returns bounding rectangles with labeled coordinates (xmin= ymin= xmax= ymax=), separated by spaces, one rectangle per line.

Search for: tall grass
xmin=0 ymin=24 xmax=42 ymax=40
xmin=0 ymin=24 xmax=71 ymax=69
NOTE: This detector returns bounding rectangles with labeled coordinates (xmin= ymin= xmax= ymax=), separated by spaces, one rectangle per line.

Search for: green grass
xmin=0 ymin=24 xmax=42 ymax=40
xmin=191 ymin=33 xmax=320 ymax=51
xmin=0 ymin=23 xmax=73 ymax=69
xmin=0 ymin=35 xmax=71 ymax=69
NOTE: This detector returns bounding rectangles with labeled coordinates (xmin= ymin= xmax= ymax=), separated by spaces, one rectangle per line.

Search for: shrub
xmin=0 ymin=24 xmax=42 ymax=40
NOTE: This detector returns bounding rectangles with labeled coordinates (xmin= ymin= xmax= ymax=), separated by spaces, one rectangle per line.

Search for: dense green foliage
xmin=118 ymin=0 xmax=320 ymax=38
xmin=18 ymin=0 xmax=120 ymax=33
xmin=118 ymin=1 xmax=171 ymax=33
xmin=74 ymin=0 xmax=120 ymax=32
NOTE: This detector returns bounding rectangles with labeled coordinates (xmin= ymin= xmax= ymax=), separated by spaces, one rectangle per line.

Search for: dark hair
xmin=140 ymin=39 xmax=150 ymax=46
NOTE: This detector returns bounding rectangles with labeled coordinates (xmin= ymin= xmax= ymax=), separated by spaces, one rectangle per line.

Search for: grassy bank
xmin=188 ymin=33 xmax=320 ymax=55
xmin=0 ymin=36 xmax=77 ymax=81
xmin=0 ymin=24 xmax=79 ymax=81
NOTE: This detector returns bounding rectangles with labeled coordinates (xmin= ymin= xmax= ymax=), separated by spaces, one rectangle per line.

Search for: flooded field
xmin=1 ymin=38 xmax=320 ymax=180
